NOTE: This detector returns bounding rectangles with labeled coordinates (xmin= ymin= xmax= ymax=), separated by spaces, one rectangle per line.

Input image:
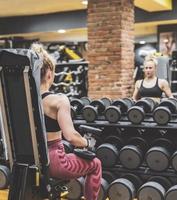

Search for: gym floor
xmin=0 ymin=189 xmax=139 ymax=200
xmin=0 ymin=189 xmax=8 ymax=200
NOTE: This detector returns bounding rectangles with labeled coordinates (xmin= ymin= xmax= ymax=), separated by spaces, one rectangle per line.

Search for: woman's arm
xmin=132 ymin=80 xmax=141 ymax=101
xmin=161 ymin=79 xmax=174 ymax=98
xmin=55 ymin=95 xmax=88 ymax=148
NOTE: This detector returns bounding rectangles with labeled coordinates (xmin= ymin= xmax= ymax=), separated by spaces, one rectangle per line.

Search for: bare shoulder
xmin=135 ymin=79 xmax=142 ymax=88
xmin=54 ymin=93 xmax=69 ymax=105
xmin=158 ymin=78 xmax=169 ymax=86
xmin=43 ymin=93 xmax=70 ymax=108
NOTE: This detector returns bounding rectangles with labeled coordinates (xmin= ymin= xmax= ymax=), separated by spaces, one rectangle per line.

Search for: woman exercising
xmin=132 ymin=57 xmax=173 ymax=102
xmin=31 ymin=44 xmax=102 ymax=200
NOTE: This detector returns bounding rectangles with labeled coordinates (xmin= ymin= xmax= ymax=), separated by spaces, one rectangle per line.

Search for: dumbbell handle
xmin=84 ymin=136 xmax=96 ymax=151
xmin=134 ymin=104 xmax=146 ymax=110
xmin=73 ymin=105 xmax=80 ymax=110
xmin=79 ymin=125 xmax=102 ymax=135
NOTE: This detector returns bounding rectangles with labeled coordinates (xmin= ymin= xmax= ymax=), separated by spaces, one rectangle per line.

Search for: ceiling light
xmin=163 ymin=39 xmax=169 ymax=43
xmin=57 ymin=29 xmax=66 ymax=33
xmin=139 ymin=40 xmax=146 ymax=44
xmin=82 ymin=0 xmax=88 ymax=5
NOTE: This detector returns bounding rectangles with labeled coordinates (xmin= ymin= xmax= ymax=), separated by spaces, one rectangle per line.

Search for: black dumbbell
xmin=77 ymin=124 xmax=103 ymax=149
xmin=138 ymin=181 xmax=166 ymax=200
xmin=128 ymin=97 xmax=157 ymax=124
xmin=62 ymin=140 xmax=74 ymax=153
xmin=108 ymin=174 xmax=143 ymax=200
xmin=0 ymin=165 xmax=11 ymax=189
xmin=148 ymin=176 xmax=172 ymax=192
xmin=102 ymin=170 xmax=117 ymax=184
xmin=105 ymin=98 xmax=134 ymax=123
xmin=119 ymin=137 xmax=148 ymax=169
xmin=100 ymin=97 xmax=112 ymax=107
xmin=82 ymin=99 xmax=111 ymax=122
xmin=66 ymin=176 xmax=109 ymax=200
xmin=165 ymin=185 xmax=177 ymax=200
xmin=80 ymin=96 xmax=91 ymax=105
xmin=96 ymin=135 xmax=124 ymax=168
xmin=74 ymin=125 xmax=102 ymax=160
xmin=153 ymin=98 xmax=177 ymax=125
xmin=98 ymin=178 xmax=109 ymax=200
xmin=92 ymin=133 xmax=103 ymax=149
xmin=123 ymin=173 xmax=143 ymax=192
xmin=145 ymin=138 xmax=175 ymax=171
xmin=170 ymin=150 xmax=177 ymax=172
xmin=66 ymin=177 xmax=84 ymax=200
xmin=70 ymin=98 xmax=90 ymax=119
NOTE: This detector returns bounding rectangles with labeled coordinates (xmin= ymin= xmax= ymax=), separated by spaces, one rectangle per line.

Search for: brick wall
xmin=87 ymin=0 xmax=134 ymax=99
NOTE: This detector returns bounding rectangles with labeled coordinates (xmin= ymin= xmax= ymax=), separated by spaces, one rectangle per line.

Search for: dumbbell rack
xmin=73 ymin=116 xmax=177 ymax=198
xmin=50 ymin=61 xmax=88 ymax=98
xmin=74 ymin=115 xmax=177 ymax=129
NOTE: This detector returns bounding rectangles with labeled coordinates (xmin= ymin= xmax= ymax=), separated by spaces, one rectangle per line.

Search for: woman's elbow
xmin=63 ymin=130 xmax=79 ymax=143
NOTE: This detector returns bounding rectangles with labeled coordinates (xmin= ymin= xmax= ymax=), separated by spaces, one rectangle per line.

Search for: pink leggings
xmin=48 ymin=139 xmax=102 ymax=200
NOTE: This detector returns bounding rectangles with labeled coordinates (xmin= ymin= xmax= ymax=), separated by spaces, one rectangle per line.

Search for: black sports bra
xmin=42 ymin=92 xmax=61 ymax=132
xmin=138 ymin=78 xmax=163 ymax=98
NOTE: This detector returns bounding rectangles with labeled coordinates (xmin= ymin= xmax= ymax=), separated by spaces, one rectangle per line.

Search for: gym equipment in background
xmin=51 ymin=62 xmax=88 ymax=98
xmin=83 ymin=99 xmax=111 ymax=122
xmin=105 ymin=98 xmax=134 ymax=123
xmin=119 ymin=136 xmax=148 ymax=169
xmin=0 ymin=165 xmax=10 ymax=189
xmin=145 ymin=138 xmax=175 ymax=172
xmin=107 ymin=174 xmax=142 ymax=200
xmin=128 ymin=97 xmax=157 ymax=124
xmin=153 ymin=98 xmax=177 ymax=125
xmin=66 ymin=177 xmax=84 ymax=200
xmin=165 ymin=185 xmax=177 ymax=200
xmin=96 ymin=135 xmax=124 ymax=168
xmin=137 ymin=181 xmax=166 ymax=200
xmin=70 ymin=98 xmax=90 ymax=119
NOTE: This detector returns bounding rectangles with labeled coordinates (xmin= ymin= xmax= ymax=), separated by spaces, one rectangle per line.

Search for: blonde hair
xmin=144 ymin=55 xmax=158 ymax=67
xmin=31 ymin=43 xmax=56 ymax=82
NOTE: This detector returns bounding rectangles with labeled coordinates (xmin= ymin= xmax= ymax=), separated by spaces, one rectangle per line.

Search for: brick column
xmin=87 ymin=0 xmax=134 ymax=99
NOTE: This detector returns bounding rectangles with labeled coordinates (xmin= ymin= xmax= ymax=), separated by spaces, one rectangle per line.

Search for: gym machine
xmin=0 ymin=49 xmax=104 ymax=200
xmin=0 ymin=50 xmax=97 ymax=200
xmin=0 ymin=49 xmax=66 ymax=200
xmin=0 ymin=104 xmax=11 ymax=190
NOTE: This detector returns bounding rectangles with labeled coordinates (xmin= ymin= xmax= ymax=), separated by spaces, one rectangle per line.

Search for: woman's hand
xmin=84 ymin=134 xmax=96 ymax=151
